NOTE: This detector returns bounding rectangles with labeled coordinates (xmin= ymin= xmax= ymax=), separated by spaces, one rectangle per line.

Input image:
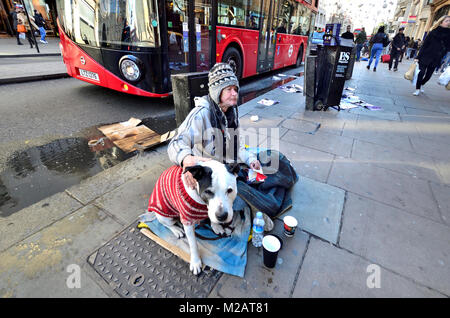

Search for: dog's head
xmin=184 ymin=161 xmax=240 ymax=224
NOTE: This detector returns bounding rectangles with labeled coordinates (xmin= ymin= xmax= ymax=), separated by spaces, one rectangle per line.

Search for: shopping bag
xmin=17 ymin=24 xmax=26 ymax=33
xmin=412 ymin=64 xmax=420 ymax=86
xmin=437 ymin=67 xmax=450 ymax=86
xmin=404 ymin=62 xmax=416 ymax=81
xmin=19 ymin=32 xmax=25 ymax=40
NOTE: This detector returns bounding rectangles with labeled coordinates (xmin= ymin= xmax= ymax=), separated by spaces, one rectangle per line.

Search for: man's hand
xmin=250 ymin=160 xmax=261 ymax=171
xmin=182 ymin=155 xmax=211 ymax=189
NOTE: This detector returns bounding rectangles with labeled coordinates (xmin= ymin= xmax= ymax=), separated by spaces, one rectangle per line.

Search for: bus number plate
xmin=79 ymin=69 xmax=99 ymax=81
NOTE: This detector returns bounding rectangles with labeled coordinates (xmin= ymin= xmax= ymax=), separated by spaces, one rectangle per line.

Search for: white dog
xmin=148 ymin=160 xmax=240 ymax=275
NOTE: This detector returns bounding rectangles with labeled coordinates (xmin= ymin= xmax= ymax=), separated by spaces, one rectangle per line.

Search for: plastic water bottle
xmin=252 ymin=212 xmax=265 ymax=247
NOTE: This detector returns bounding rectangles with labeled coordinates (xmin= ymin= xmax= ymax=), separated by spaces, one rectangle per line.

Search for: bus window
xmin=218 ymin=0 xmax=260 ymax=30
xmin=274 ymin=0 xmax=292 ymax=34
xmin=57 ymin=0 xmax=161 ymax=49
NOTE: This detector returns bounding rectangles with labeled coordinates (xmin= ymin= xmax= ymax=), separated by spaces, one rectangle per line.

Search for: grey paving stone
xmin=239 ymin=114 xmax=285 ymax=131
xmin=351 ymin=139 xmax=442 ymax=183
xmin=94 ymin=164 xmax=168 ymax=226
xmin=278 ymin=140 xmax=334 ymax=183
xmin=429 ymin=182 xmax=450 ymax=226
xmin=0 ymin=191 xmax=83 ymax=252
xmin=282 ymin=129 xmax=354 ymax=158
xmin=210 ymin=219 xmax=309 ymax=298
xmin=339 ymin=193 xmax=450 ymax=296
xmin=293 ymin=238 xmax=445 ymax=298
xmin=0 ymin=205 xmax=122 ymax=297
xmin=278 ymin=176 xmax=345 ymax=244
xmin=342 ymin=116 xmax=415 ymax=152
xmin=409 ymin=136 xmax=450 ymax=162
xmin=328 ymin=158 xmax=441 ymax=222
xmin=66 ymin=151 xmax=162 ymax=205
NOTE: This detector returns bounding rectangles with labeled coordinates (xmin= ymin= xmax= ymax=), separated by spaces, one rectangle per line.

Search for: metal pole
xmin=20 ymin=0 xmax=39 ymax=53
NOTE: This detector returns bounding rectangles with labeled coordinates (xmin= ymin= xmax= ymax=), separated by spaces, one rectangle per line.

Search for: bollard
xmin=171 ymin=72 xmax=209 ymax=126
xmin=304 ymin=55 xmax=317 ymax=111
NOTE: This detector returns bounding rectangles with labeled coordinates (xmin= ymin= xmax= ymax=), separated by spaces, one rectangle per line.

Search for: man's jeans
xmin=39 ymin=27 xmax=46 ymax=41
xmin=356 ymin=43 xmax=363 ymax=61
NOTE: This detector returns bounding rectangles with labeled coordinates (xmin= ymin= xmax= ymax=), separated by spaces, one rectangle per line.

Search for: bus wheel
xmin=296 ymin=46 xmax=304 ymax=67
xmin=222 ymin=47 xmax=243 ymax=79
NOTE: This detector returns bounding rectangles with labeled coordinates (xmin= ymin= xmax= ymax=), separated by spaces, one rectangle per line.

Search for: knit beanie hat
xmin=208 ymin=63 xmax=240 ymax=105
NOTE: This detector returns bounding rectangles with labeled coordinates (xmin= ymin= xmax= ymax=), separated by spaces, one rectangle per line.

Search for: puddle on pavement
xmin=0 ymin=115 xmax=177 ymax=217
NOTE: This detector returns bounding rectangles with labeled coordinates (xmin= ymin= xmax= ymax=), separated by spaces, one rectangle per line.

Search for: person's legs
xmin=373 ymin=46 xmax=383 ymax=69
xmin=39 ymin=27 xmax=46 ymax=42
xmin=394 ymin=51 xmax=400 ymax=70
xmin=420 ymin=64 xmax=436 ymax=88
xmin=356 ymin=44 xmax=362 ymax=61
xmin=389 ymin=51 xmax=394 ymax=70
xmin=26 ymin=31 xmax=33 ymax=48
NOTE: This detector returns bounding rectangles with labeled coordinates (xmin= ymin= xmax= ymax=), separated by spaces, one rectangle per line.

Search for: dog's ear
xmin=225 ymin=163 xmax=240 ymax=176
xmin=184 ymin=165 xmax=210 ymax=181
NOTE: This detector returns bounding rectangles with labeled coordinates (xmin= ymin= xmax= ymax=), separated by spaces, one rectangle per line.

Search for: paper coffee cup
xmin=262 ymin=235 xmax=281 ymax=268
xmin=283 ymin=216 xmax=298 ymax=237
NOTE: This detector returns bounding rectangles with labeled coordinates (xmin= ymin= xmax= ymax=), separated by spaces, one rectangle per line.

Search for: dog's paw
xmin=224 ymin=226 xmax=234 ymax=236
xmin=211 ymin=222 xmax=225 ymax=235
xmin=190 ymin=256 xmax=202 ymax=275
xmin=169 ymin=226 xmax=185 ymax=239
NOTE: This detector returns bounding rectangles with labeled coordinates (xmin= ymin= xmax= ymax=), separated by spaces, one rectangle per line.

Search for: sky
xmin=321 ymin=0 xmax=399 ymax=33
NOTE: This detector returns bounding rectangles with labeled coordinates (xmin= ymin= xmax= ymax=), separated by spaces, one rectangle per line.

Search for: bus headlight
xmin=119 ymin=55 xmax=143 ymax=82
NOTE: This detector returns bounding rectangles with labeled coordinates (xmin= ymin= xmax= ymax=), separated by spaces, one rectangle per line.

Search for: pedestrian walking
xmin=367 ymin=26 xmax=389 ymax=72
xmin=10 ymin=6 xmax=22 ymax=45
xmin=389 ymin=27 xmax=406 ymax=71
xmin=399 ymin=35 xmax=408 ymax=63
xmin=341 ymin=25 xmax=354 ymax=41
xmin=410 ymin=39 xmax=421 ymax=59
xmin=406 ymin=37 xmax=414 ymax=60
xmin=17 ymin=7 xmax=38 ymax=48
xmin=355 ymin=27 xmax=367 ymax=61
xmin=413 ymin=15 xmax=450 ymax=96
xmin=33 ymin=9 xmax=47 ymax=44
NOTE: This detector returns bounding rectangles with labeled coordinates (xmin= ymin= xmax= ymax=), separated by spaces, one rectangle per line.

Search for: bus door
xmin=257 ymin=0 xmax=279 ymax=73
xmin=165 ymin=0 xmax=212 ymax=75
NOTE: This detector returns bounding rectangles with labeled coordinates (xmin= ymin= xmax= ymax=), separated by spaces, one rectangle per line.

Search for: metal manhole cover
xmin=88 ymin=223 xmax=222 ymax=298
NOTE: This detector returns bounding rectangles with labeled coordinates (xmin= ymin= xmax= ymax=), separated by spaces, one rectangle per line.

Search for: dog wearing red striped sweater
xmin=148 ymin=160 xmax=240 ymax=275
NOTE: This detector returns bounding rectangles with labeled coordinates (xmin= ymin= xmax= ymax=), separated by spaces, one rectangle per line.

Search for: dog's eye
xmin=204 ymin=189 xmax=214 ymax=196
xmin=226 ymin=188 xmax=233 ymax=194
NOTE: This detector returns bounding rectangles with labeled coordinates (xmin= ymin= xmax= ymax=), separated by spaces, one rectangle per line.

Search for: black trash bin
xmin=306 ymin=44 xmax=353 ymax=111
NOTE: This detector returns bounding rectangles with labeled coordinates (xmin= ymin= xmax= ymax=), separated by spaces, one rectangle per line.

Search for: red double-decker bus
xmin=56 ymin=0 xmax=317 ymax=97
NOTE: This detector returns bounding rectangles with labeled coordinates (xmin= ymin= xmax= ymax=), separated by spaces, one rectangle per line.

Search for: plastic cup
xmin=262 ymin=235 xmax=281 ymax=268
xmin=283 ymin=215 xmax=298 ymax=237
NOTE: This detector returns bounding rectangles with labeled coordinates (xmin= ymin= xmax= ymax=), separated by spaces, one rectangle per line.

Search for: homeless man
xmin=167 ymin=62 xmax=276 ymax=230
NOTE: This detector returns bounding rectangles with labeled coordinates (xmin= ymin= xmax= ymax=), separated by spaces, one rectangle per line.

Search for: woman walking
xmin=367 ymin=26 xmax=389 ymax=72
xmin=413 ymin=15 xmax=450 ymax=96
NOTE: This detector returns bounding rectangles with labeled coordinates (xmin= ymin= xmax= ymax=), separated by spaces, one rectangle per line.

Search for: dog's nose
xmin=216 ymin=210 xmax=228 ymax=222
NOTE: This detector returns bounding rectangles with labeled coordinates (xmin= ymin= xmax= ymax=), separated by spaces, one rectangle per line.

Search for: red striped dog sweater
xmin=148 ymin=165 xmax=208 ymax=226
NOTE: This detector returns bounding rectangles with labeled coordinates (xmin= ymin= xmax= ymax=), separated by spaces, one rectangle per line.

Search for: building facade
xmin=391 ymin=0 xmax=449 ymax=40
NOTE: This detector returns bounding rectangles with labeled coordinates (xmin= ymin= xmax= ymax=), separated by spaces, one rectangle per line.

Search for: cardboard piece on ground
xmin=140 ymin=228 xmax=191 ymax=263
xmin=140 ymin=227 xmax=206 ymax=270
xmin=98 ymin=117 xmax=161 ymax=153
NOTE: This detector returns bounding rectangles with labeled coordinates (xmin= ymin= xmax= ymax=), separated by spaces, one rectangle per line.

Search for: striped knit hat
xmin=208 ymin=63 xmax=240 ymax=105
